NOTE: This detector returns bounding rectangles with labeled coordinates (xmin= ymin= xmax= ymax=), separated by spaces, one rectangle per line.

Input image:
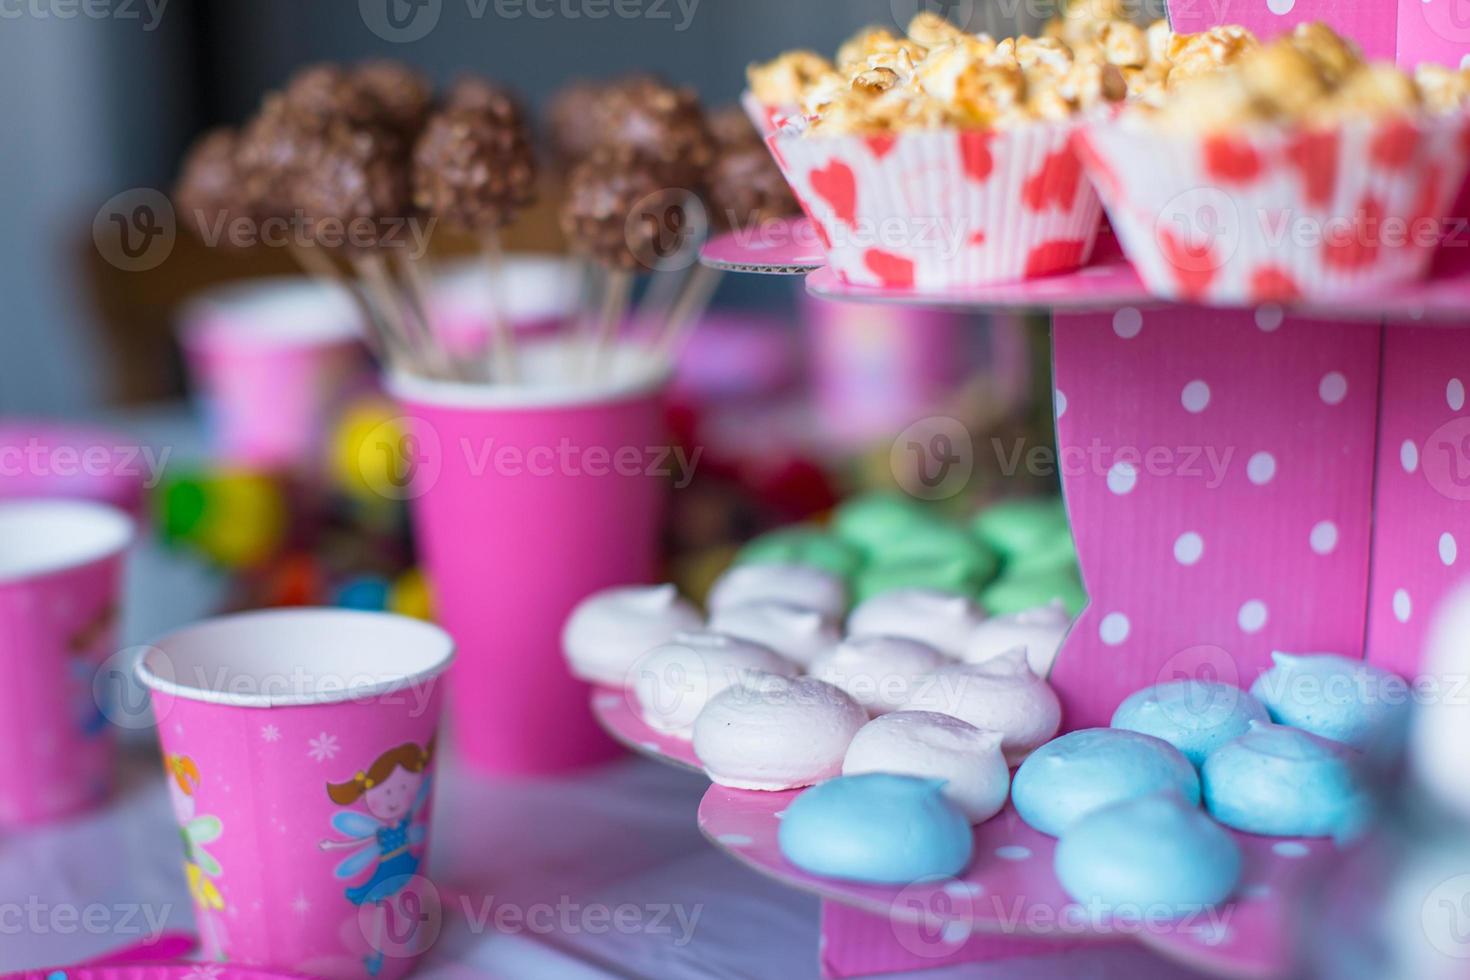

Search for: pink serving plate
xmin=699 ymin=784 xmax=1340 ymax=979
xmin=699 ymin=217 xmax=826 ymax=274
xmin=589 ymin=687 xmax=702 ymax=773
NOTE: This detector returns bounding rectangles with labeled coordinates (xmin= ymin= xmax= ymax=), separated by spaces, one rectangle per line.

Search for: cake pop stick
xmin=590 ymin=268 xmax=634 ymax=379
xmin=652 ymin=263 xmax=723 ymax=363
xmin=478 ymin=228 xmax=518 ymax=382
xmin=412 ymin=86 xmax=535 ymax=384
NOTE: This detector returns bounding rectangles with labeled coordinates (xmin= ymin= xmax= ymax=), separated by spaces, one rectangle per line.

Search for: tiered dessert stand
xmin=596 ymin=3 xmax=1470 ymax=976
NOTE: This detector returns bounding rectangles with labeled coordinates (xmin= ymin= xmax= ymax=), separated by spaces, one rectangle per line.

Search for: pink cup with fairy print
xmin=135 ymin=609 xmax=455 ymax=979
xmin=0 ymin=499 xmax=134 ymax=826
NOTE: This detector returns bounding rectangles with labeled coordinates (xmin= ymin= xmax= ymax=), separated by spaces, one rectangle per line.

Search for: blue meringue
xmin=1055 ymin=793 xmax=1242 ymax=915
xmin=1112 ymin=679 xmax=1270 ymax=767
xmin=1202 ymin=721 xmax=1372 ymax=839
xmin=777 ymin=773 xmax=973 ymax=884
xmin=1012 ymin=728 xmax=1200 ymax=837
xmin=1248 ymin=651 xmax=1411 ymax=760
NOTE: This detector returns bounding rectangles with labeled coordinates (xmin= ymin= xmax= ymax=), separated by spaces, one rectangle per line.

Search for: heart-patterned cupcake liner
xmin=767 ymin=121 xmax=1104 ymax=292
xmin=1075 ymin=113 xmax=1470 ymax=305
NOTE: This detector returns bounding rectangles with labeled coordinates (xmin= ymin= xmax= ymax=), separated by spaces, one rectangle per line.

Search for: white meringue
xmin=631 ymin=631 xmax=798 ymax=739
xmin=707 ymin=600 xmax=841 ymax=668
xmin=706 ymin=562 xmax=848 ymax=619
xmin=693 ymin=674 xmax=869 ymax=790
xmin=843 ymin=710 xmax=1010 ymax=822
xmin=561 ymin=584 xmax=703 ymax=686
xmin=847 ymin=588 xmax=984 ymax=657
xmin=808 ymin=635 xmax=946 ymax=714
xmin=901 ymin=648 xmax=1063 ymax=765
xmin=962 ymin=601 xmax=1073 ymax=677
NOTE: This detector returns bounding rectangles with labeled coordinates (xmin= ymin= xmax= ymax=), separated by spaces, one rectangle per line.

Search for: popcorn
xmin=836 ymin=26 xmax=924 ymax=77
xmin=1416 ymin=64 xmax=1470 ymax=114
xmin=1141 ymin=22 xmax=1458 ymax=132
xmin=906 ymin=10 xmax=965 ymax=49
xmin=1098 ymin=21 xmax=1149 ymax=70
xmin=1165 ymin=26 xmax=1259 ymax=88
xmin=747 ymin=50 xmax=835 ymax=106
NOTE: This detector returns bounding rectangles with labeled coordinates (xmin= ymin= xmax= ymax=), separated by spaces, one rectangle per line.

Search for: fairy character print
xmin=321 ymin=738 xmax=435 ymax=977
xmin=165 ymin=754 xmax=227 ymax=960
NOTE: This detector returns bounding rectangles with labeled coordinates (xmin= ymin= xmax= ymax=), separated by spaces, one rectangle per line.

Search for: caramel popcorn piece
xmin=1287 ymin=21 xmax=1362 ymax=87
xmin=1166 ymin=26 xmax=1258 ymax=88
xmin=1314 ymin=62 xmax=1421 ymax=122
xmin=836 ymin=26 xmax=924 ymax=76
xmin=1098 ymin=21 xmax=1149 ymax=69
xmin=1416 ymin=63 xmax=1470 ymax=114
xmin=747 ymin=50 xmax=835 ymax=105
xmin=906 ymin=11 xmax=964 ymax=49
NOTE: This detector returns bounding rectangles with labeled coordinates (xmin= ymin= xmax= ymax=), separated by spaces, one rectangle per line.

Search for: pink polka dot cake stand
xmin=699 ymin=785 xmax=1337 ymax=979
xmin=699 ymin=217 xmax=827 ymax=274
xmin=589 ymin=687 xmax=702 ymax=773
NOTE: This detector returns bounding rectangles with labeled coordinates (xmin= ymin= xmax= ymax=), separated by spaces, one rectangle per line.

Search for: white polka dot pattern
xmin=1048 ymin=309 xmax=1381 ymax=729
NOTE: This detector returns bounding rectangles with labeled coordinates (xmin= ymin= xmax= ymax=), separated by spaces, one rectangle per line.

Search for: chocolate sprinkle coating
xmin=446 ymin=75 xmax=529 ymax=130
xmin=706 ymin=141 xmax=798 ymax=231
xmin=236 ymin=93 xmax=320 ymax=217
xmin=544 ymin=72 xmax=665 ymax=167
xmin=597 ymin=78 xmax=716 ymax=189
xmin=282 ymin=64 xmax=379 ymax=126
xmin=174 ymin=127 xmax=249 ymax=243
xmin=294 ymin=120 xmax=412 ymax=246
xmin=353 ymin=60 xmax=433 ymax=139
xmin=560 ymin=151 xmax=703 ymax=271
xmin=411 ymin=103 xmax=536 ymax=231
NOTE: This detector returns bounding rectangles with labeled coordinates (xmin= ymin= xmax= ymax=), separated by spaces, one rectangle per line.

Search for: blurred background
xmin=0 ymin=0 xmax=1099 ymax=414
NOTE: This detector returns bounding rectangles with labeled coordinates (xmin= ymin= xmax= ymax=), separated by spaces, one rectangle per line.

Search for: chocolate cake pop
xmin=353 ymin=60 xmax=433 ymax=139
xmin=282 ymin=64 xmax=380 ymax=127
xmin=596 ymin=78 xmax=716 ymax=189
xmin=445 ymin=75 xmax=528 ymax=128
xmin=545 ymin=73 xmax=662 ymax=167
xmin=174 ymin=127 xmax=248 ymax=242
xmin=411 ymin=103 xmax=536 ymax=232
xmin=706 ymin=141 xmax=798 ymax=230
xmin=560 ymin=151 xmax=692 ymax=271
xmin=294 ymin=120 xmax=412 ymax=246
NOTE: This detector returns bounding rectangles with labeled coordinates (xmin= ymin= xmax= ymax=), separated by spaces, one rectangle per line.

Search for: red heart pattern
xmin=808 ymin=160 xmax=858 ymax=228
xmin=1285 ymin=130 xmax=1341 ymax=208
xmin=863 ymin=249 xmax=915 ymax=289
xmin=1022 ymin=146 xmax=1084 ymax=213
xmin=1157 ymin=225 xmax=1218 ymax=301
xmin=1024 ymin=239 xmax=1088 ymax=278
xmin=1203 ymin=135 xmax=1263 ymax=185
xmin=865 ymin=134 xmax=897 ymax=160
xmin=959 ymin=131 xmax=994 ymax=183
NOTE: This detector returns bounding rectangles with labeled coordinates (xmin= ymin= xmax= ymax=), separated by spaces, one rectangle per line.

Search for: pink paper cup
xmin=135 ymin=608 xmax=455 ymax=978
xmin=741 ymin=89 xmax=794 ymax=137
xmin=386 ymin=339 xmax=674 ymax=775
xmin=769 ymin=121 xmax=1103 ymax=290
xmin=0 ymin=499 xmax=133 ymax=827
xmin=179 ymin=277 xmax=369 ymax=470
xmin=1077 ymin=112 xmax=1470 ymax=304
